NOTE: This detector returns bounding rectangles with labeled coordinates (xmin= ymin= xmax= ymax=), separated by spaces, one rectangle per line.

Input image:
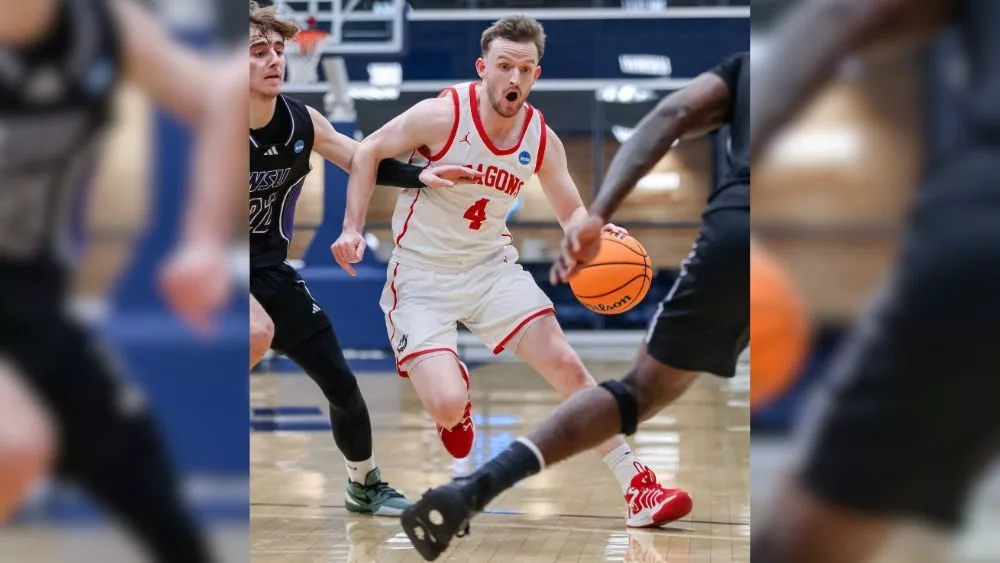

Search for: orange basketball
xmin=569 ymin=232 xmax=653 ymax=315
xmin=750 ymin=241 xmax=811 ymax=410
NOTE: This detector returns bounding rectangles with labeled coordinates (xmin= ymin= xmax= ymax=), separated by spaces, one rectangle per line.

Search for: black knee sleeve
xmin=285 ymin=328 xmax=373 ymax=462
xmin=285 ymin=328 xmax=359 ymax=400
xmin=599 ymin=379 xmax=639 ymax=436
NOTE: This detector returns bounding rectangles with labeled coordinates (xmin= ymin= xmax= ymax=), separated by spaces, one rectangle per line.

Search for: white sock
xmin=346 ymin=457 xmax=375 ymax=485
xmin=602 ymin=443 xmax=639 ymax=493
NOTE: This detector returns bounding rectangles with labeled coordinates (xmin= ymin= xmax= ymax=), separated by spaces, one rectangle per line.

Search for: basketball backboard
xmin=274 ymin=0 xmax=406 ymax=55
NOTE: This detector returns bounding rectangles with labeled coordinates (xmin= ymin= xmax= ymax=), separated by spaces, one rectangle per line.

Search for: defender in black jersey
xmin=0 ymin=0 xmax=242 ymax=561
xmin=248 ymin=2 xmax=478 ymax=517
xmin=399 ymin=53 xmax=749 ymax=561
xmin=750 ymin=2 xmax=1000 ymax=562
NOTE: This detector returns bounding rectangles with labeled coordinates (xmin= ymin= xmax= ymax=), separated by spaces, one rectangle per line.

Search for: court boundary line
xmin=249 ymin=501 xmax=746 ymax=528
xmin=249 ymin=509 xmax=749 ymax=543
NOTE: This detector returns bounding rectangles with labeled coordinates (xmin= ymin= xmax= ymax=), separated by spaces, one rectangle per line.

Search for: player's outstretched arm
xmin=331 ymin=97 xmax=457 ymax=275
xmin=535 ymin=127 xmax=589 ymax=231
xmin=588 ymin=70 xmax=731 ymax=225
xmin=308 ymin=106 xmax=478 ymax=190
xmin=114 ymin=0 xmax=242 ymax=246
xmin=113 ymin=0 xmax=242 ymax=333
xmin=307 ymin=106 xmax=358 ymax=172
xmin=751 ymin=0 xmax=952 ymax=162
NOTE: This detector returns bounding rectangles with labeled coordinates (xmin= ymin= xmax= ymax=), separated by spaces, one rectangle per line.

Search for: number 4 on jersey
xmin=464 ymin=197 xmax=489 ymax=230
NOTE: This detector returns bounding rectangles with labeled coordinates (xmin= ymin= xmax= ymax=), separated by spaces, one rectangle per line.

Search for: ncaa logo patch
xmin=518 ymin=150 xmax=531 ymax=166
xmin=294 ymin=140 xmax=305 ymax=153
xmin=84 ymin=57 xmax=114 ymax=98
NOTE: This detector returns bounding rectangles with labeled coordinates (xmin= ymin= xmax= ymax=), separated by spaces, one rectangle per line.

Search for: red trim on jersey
xmin=387 ymin=262 xmax=401 ymax=344
xmin=469 ymin=82 xmax=535 ymax=156
xmin=417 ymin=87 xmax=460 ymax=161
xmin=534 ymin=111 xmax=548 ymax=174
xmin=492 ymin=307 xmax=555 ymax=354
xmin=395 ymin=190 xmax=422 ymax=247
xmin=397 ymin=347 xmax=460 ymax=378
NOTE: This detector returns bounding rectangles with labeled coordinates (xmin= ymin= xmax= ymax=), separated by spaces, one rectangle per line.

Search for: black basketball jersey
xmin=249 ymin=94 xmax=315 ymax=270
xmin=0 ymin=0 xmax=120 ymax=297
xmin=708 ymin=52 xmax=750 ymax=195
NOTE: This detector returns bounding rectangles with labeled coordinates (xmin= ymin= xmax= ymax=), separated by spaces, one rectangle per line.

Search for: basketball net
xmin=286 ymin=29 xmax=328 ymax=85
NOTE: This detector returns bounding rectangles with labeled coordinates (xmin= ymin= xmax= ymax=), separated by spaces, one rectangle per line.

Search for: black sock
xmin=461 ymin=439 xmax=542 ymax=511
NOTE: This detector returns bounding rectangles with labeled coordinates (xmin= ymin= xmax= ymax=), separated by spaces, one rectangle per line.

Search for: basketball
xmin=569 ymin=231 xmax=653 ymax=315
xmin=750 ymin=241 xmax=811 ymax=410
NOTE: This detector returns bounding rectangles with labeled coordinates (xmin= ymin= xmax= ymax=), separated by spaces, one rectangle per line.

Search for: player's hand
xmin=331 ymin=229 xmax=367 ymax=276
xmin=419 ymin=165 xmax=482 ymax=188
xmin=549 ymin=214 xmax=606 ymax=285
xmin=158 ymin=240 xmax=232 ymax=336
xmin=603 ymin=223 xmax=629 ymax=237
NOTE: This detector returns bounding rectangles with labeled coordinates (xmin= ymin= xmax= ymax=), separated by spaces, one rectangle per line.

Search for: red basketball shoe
xmin=625 ymin=463 xmax=693 ymax=528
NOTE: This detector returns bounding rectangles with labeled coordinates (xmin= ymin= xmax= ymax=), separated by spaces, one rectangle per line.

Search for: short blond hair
xmin=480 ymin=15 xmax=546 ymax=60
xmin=250 ymin=1 xmax=299 ymax=41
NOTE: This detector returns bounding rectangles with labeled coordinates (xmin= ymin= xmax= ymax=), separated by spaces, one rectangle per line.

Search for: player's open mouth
xmin=266 ymin=73 xmax=282 ymax=80
xmin=505 ymin=91 xmax=519 ymax=102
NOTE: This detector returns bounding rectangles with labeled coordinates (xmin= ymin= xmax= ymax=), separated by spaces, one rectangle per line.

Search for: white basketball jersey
xmin=391 ymin=81 xmax=547 ymax=272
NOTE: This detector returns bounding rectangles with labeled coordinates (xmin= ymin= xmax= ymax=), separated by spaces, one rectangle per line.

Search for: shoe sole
xmin=400 ymin=487 xmax=471 ymax=561
xmin=345 ymin=495 xmax=412 ymax=517
xmin=626 ymin=493 xmax=693 ymax=528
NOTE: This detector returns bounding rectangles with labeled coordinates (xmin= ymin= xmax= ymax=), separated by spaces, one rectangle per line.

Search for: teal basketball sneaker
xmin=345 ymin=467 xmax=413 ymax=516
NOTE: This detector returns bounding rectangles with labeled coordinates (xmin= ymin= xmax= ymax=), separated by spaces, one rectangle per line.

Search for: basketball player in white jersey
xmin=332 ymin=15 xmax=688 ymax=529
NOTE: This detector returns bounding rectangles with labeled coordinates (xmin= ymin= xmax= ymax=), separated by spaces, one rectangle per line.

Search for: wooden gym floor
xmin=250 ymin=357 xmax=750 ymax=562
xmin=0 ymin=524 xmax=248 ymax=563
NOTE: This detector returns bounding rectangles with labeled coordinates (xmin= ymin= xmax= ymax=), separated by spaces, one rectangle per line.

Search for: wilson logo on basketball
xmin=463 ymin=163 xmax=524 ymax=197
xmin=586 ymin=295 xmax=632 ymax=313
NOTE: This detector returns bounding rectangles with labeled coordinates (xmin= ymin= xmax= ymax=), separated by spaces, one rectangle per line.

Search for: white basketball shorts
xmin=379 ymin=252 xmax=554 ymax=375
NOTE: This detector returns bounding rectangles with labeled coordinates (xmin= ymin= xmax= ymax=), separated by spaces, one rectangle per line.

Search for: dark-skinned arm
xmin=751 ymin=0 xmax=954 ymax=162
xmin=589 ymin=69 xmax=734 ymax=223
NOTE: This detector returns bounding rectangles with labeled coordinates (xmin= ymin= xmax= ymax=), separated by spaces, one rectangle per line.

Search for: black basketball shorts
xmin=800 ymin=145 xmax=1000 ymax=529
xmin=250 ymin=262 xmax=332 ymax=353
xmin=645 ymin=186 xmax=749 ymax=379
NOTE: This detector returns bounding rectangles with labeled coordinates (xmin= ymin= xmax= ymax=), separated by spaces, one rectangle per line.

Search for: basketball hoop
xmin=296 ymin=28 xmax=327 ymax=55
xmin=286 ymin=28 xmax=328 ymax=85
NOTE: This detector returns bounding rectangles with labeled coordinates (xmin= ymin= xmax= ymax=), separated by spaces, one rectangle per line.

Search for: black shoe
xmin=400 ymin=483 xmax=474 ymax=561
